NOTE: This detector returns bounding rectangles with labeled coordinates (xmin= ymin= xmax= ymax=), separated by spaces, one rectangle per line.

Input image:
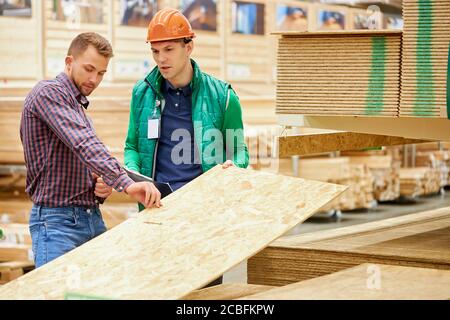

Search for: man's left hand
xmin=93 ymin=173 xmax=113 ymax=198
xmin=222 ymin=160 xmax=235 ymax=169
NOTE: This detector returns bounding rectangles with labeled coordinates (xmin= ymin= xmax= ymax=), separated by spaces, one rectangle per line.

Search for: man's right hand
xmin=125 ymin=182 xmax=162 ymax=208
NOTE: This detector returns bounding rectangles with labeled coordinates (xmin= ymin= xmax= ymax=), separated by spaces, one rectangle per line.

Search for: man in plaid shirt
xmin=20 ymin=32 xmax=161 ymax=268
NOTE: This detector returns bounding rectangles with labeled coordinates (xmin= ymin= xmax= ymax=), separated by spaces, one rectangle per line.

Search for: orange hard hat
xmin=147 ymin=8 xmax=196 ymax=43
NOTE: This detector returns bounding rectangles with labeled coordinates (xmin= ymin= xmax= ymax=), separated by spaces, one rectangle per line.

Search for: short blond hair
xmin=67 ymin=32 xmax=114 ymax=59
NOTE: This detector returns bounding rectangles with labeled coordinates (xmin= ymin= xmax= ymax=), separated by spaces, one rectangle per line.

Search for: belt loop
xmin=36 ymin=204 xmax=42 ymax=220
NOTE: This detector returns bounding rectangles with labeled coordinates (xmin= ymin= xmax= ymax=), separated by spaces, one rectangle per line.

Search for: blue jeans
xmin=29 ymin=205 xmax=107 ymax=268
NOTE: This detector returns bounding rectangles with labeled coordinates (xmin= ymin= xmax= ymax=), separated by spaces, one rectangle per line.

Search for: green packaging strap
xmin=415 ymin=0 xmax=434 ymax=117
xmin=366 ymin=36 xmax=386 ymax=115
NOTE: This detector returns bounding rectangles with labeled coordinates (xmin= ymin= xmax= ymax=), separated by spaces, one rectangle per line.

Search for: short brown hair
xmin=67 ymin=32 xmax=114 ymax=59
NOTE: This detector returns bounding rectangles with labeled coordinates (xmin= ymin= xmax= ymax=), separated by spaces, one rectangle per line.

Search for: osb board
xmin=242 ymin=264 xmax=450 ymax=300
xmin=277 ymin=132 xmax=426 ymax=157
xmin=182 ymin=283 xmax=274 ymax=300
xmin=0 ymin=165 xmax=346 ymax=299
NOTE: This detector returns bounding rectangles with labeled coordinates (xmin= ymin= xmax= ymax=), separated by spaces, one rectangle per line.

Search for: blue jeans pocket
xmin=93 ymin=209 xmax=107 ymax=235
xmin=42 ymin=208 xmax=78 ymax=227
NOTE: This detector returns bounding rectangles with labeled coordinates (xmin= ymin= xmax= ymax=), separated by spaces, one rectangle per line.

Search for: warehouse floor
xmin=223 ymin=188 xmax=450 ymax=283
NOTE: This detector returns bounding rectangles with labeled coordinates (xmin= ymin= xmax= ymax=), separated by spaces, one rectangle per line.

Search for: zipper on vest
xmin=151 ymin=99 xmax=165 ymax=179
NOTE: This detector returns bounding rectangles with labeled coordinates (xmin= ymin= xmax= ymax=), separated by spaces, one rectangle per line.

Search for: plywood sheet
xmin=183 ymin=283 xmax=274 ymax=300
xmin=242 ymin=264 xmax=450 ymax=300
xmin=0 ymin=165 xmax=345 ymax=299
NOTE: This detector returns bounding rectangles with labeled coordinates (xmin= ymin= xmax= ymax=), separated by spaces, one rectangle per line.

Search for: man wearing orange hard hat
xmin=123 ymin=9 xmax=249 ymax=286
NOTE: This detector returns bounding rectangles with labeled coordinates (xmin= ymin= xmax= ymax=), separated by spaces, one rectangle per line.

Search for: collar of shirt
xmin=56 ymin=72 xmax=90 ymax=109
xmin=164 ymin=79 xmax=192 ymax=97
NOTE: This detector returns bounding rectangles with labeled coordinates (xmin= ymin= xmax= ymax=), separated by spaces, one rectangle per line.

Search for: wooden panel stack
xmin=399 ymin=167 xmax=441 ymax=196
xmin=275 ymin=30 xmax=402 ymax=117
xmin=248 ymin=207 xmax=450 ymax=286
xmin=400 ymin=0 xmax=450 ymax=117
xmin=243 ymin=264 xmax=450 ymax=300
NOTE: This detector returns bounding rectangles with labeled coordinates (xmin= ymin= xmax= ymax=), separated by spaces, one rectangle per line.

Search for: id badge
xmin=148 ymin=118 xmax=160 ymax=139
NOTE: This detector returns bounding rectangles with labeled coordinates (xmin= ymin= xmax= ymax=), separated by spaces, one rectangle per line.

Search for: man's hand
xmin=125 ymin=182 xmax=162 ymax=208
xmin=93 ymin=173 xmax=112 ymax=199
xmin=222 ymin=160 xmax=235 ymax=169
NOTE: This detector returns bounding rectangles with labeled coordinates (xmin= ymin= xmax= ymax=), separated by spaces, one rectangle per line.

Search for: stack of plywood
xmin=399 ymin=167 xmax=441 ymax=196
xmin=275 ymin=30 xmax=402 ymax=117
xmin=243 ymin=264 xmax=450 ymax=300
xmin=400 ymin=0 xmax=450 ymax=117
xmin=346 ymin=154 xmax=400 ymax=201
xmin=248 ymin=207 xmax=450 ymax=286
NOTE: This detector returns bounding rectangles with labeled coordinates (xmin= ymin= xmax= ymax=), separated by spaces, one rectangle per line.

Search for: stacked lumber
xmin=400 ymin=0 xmax=450 ymax=117
xmin=414 ymin=141 xmax=450 ymax=151
xmin=275 ymin=30 xmax=402 ymax=117
xmin=346 ymin=154 xmax=400 ymax=201
xmin=247 ymin=207 xmax=450 ymax=286
xmin=0 ymin=205 xmax=33 ymax=264
xmin=0 ymin=100 xmax=24 ymax=164
xmin=0 ymin=200 xmax=30 ymax=224
xmin=321 ymin=163 xmax=375 ymax=211
xmin=242 ymin=264 xmax=450 ymax=300
xmin=0 ymin=244 xmax=32 ymax=263
xmin=267 ymin=156 xmax=374 ymax=211
xmin=0 ymin=261 xmax=34 ymax=285
xmin=399 ymin=167 xmax=441 ymax=197
xmin=415 ymin=150 xmax=450 ymax=187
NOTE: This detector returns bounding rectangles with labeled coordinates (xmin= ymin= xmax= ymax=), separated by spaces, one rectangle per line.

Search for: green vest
xmin=124 ymin=59 xmax=248 ymax=179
